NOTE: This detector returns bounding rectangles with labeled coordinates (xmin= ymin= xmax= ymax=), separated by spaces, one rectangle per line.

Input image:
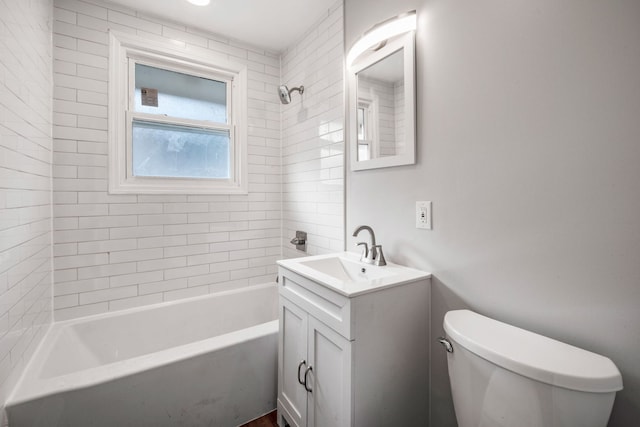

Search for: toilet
xmin=441 ymin=310 xmax=623 ymax=427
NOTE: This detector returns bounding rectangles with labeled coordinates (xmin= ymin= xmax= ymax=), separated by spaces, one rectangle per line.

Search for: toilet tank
xmin=443 ymin=310 xmax=623 ymax=427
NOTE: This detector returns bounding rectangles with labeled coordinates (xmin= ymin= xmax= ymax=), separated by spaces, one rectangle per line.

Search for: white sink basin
xmin=298 ymin=256 xmax=394 ymax=283
xmin=277 ymin=252 xmax=430 ymax=297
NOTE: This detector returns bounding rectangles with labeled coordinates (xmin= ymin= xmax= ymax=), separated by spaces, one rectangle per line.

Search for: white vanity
xmin=276 ymin=252 xmax=431 ymax=427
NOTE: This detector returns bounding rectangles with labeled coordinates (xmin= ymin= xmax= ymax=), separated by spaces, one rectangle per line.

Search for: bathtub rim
xmin=56 ymin=281 xmax=277 ymax=329
xmin=6 ymin=282 xmax=278 ymax=408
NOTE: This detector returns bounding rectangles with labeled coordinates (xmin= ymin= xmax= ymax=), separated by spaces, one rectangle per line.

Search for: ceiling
xmin=105 ymin=0 xmax=338 ymax=52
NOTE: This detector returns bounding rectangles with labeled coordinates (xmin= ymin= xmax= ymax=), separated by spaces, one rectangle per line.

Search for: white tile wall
xmin=0 ymin=0 xmax=54 ymax=420
xmin=52 ymin=0 xmax=282 ymax=319
xmin=394 ymin=81 xmax=405 ymax=153
xmin=281 ymin=1 xmax=345 ymax=258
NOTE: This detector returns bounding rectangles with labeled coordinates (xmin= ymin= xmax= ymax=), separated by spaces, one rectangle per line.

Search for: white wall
xmin=52 ymin=0 xmax=281 ymax=319
xmin=281 ymin=1 xmax=344 ymax=258
xmin=0 ymin=0 xmax=54 ymax=420
xmin=345 ymin=0 xmax=640 ymax=425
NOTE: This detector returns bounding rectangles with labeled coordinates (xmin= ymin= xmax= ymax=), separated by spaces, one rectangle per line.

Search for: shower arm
xmin=289 ymin=86 xmax=304 ymax=95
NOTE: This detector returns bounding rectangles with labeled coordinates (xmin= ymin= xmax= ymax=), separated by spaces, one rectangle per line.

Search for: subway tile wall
xmin=281 ymin=1 xmax=345 ymax=258
xmin=0 ymin=0 xmax=54 ymax=418
xmin=52 ymin=0 xmax=282 ymax=320
xmin=394 ymin=82 xmax=406 ymax=156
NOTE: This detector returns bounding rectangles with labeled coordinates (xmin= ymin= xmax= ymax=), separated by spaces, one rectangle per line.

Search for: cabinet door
xmin=278 ymin=297 xmax=309 ymax=427
xmin=307 ymin=316 xmax=352 ymax=427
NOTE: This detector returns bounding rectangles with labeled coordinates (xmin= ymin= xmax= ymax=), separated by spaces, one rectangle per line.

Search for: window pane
xmin=358 ymin=143 xmax=370 ymax=161
xmin=357 ymin=107 xmax=366 ymax=139
xmin=134 ymin=64 xmax=227 ymax=123
xmin=132 ymin=120 xmax=230 ymax=179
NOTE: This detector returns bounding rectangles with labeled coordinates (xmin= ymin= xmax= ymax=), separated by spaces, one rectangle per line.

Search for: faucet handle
xmin=290 ymin=231 xmax=307 ymax=252
xmin=356 ymin=242 xmax=368 ymax=261
xmin=372 ymin=245 xmax=386 ymax=266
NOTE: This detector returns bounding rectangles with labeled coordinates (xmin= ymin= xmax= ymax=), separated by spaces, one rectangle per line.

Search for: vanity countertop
xmin=277 ymin=251 xmax=431 ymax=297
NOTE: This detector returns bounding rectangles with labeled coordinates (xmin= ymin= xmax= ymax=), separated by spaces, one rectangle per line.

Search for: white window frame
xmin=356 ymin=97 xmax=378 ymax=161
xmin=108 ymin=31 xmax=248 ymax=194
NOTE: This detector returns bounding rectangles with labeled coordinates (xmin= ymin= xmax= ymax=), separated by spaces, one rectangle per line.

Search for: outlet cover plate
xmin=416 ymin=201 xmax=432 ymax=230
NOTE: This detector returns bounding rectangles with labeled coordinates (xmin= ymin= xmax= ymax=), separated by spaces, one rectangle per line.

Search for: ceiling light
xmin=187 ymin=0 xmax=210 ymax=6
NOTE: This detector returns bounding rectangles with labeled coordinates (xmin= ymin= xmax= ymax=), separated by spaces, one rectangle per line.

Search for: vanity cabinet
xmin=277 ymin=257 xmax=430 ymax=427
xmin=279 ymin=297 xmax=352 ymax=427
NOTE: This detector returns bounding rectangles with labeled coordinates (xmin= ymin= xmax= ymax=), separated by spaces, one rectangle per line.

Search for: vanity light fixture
xmin=346 ymin=11 xmax=416 ymax=66
xmin=187 ymin=0 xmax=210 ymax=6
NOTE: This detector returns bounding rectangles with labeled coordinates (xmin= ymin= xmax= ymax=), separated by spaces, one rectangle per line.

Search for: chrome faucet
xmin=352 ymin=225 xmax=386 ymax=266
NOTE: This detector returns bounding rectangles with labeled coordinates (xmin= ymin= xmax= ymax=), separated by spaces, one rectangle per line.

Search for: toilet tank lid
xmin=443 ymin=310 xmax=623 ymax=393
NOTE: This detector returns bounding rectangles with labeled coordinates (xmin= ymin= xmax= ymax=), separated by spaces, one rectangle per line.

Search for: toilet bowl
xmin=441 ymin=310 xmax=623 ymax=427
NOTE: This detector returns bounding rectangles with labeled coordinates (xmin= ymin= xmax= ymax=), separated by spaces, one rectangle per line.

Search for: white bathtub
xmin=6 ymin=283 xmax=279 ymax=427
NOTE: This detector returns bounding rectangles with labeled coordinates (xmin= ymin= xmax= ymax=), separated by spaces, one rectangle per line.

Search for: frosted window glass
xmin=357 ymin=107 xmax=366 ymax=139
xmin=358 ymin=143 xmax=370 ymax=161
xmin=132 ymin=120 xmax=230 ymax=179
xmin=134 ymin=64 xmax=227 ymax=123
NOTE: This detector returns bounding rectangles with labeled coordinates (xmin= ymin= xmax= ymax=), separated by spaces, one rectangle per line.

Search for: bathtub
xmin=6 ymin=283 xmax=279 ymax=427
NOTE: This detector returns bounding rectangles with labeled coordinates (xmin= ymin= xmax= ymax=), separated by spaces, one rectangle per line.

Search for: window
xmin=109 ymin=32 xmax=247 ymax=194
xmin=356 ymin=98 xmax=377 ymax=161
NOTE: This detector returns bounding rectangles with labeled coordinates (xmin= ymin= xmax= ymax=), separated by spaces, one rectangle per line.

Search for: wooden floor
xmin=239 ymin=410 xmax=278 ymax=427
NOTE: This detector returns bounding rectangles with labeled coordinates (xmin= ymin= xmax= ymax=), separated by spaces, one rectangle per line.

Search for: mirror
xmin=348 ymin=30 xmax=415 ymax=171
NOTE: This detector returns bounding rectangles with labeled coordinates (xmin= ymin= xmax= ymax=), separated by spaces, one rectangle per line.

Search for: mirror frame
xmin=348 ymin=31 xmax=416 ymax=171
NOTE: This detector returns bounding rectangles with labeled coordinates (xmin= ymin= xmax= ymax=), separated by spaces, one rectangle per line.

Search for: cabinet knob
xmin=303 ymin=366 xmax=313 ymax=393
xmin=297 ymin=360 xmax=307 ymax=386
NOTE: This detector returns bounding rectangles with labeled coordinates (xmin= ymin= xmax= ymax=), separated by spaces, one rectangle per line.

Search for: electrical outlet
xmin=416 ymin=201 xmax=432 ymax=230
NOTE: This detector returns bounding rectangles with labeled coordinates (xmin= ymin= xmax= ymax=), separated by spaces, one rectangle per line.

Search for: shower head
xmin=278 ymin=85 xmax=291 ymax=104
xmin=278 ymin=84 xmax=304 ymax=104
